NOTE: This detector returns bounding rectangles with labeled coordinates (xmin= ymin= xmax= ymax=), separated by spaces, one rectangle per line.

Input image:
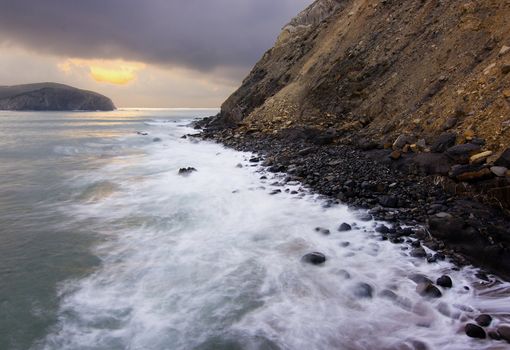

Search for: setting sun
xmin=58 ymin=59 xmax=145 ymax=85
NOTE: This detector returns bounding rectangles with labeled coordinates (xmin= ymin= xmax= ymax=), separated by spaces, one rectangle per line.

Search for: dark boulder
xmin=475 ymin=314 xmax=492 ymax=327
xmin=178 ymin=167 xmax=197 ymax=176
xmin=495 ymin=148 xmax=510 ymax=168
xmin=352 ymin=282 xmax=374 ymax=298
xmin=409 ymin=274 xmax=433 ymax=285
xmin=431 ymin=133 xmax=457 ymax=153
xmin=445 ymin=143 xmax=481 ymax=163
xmin=497 ymin=325 xmax=510 ymax=343
xmin=410 ymin=247 xmax=427 ymax=258
xmin=436 ymin=275 xmax=453 ymax=288
xmin=465 ymin=323 xmax=486 ymax=339
xmin=379 ymin=195 xmax=398 ymax=208
xmin=416 ymin=282 xmax=442 ymax=298
xmin=412 ymin=153 xmax=452 ymax=175
xmin=301 ymin=252 xmax=326 ymax=265
xmin=338 ymin=223 xmax=352 ymax=232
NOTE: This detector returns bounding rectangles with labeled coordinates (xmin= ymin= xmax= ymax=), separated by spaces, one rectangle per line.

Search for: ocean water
xmin=0 ymin=109 xmax=509 ymax=350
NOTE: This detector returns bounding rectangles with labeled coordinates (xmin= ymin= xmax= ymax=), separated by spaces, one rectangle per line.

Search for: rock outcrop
xmin=216 ymin=0 xmax=510 ymax=154
xmin=0 ymin=83 xmax=115 ymax=111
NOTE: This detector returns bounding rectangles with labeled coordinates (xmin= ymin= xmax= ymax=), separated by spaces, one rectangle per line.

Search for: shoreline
xmin=196 ymin=122 xmax=510 ymax=281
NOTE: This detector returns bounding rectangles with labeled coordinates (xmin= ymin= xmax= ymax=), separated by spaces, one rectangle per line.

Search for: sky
xmin=0 ymin=0 xmax=312 ymax=107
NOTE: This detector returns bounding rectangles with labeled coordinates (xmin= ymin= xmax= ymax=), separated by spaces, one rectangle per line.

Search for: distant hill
xmin=0 ymin=83 xmax=115 ymax=111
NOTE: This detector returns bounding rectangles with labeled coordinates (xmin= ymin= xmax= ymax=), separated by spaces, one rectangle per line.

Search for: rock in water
xmin=475 ymin=314 xmax=492 ymax=327
xmin=178 ymin=167 xmax=197 ymax=176
xmin=352 ymin=282 xmax=373 ymax=298
xmin=338 ymin=223 xmax=352 ymax=232
xmin=301 ymin=252 xmax=326 ymax=265
xmin=416 ymin=282 xmax=442 ymax=298
xmin=497 ymin=325 xmax=510 ymax=343
xmin=436 ymin=275 xmax=453 ymax=288
xmin=465 ymin=323 xmax=486 ymax=339
xmin=0 ymin=83 xmax=115 ymax=111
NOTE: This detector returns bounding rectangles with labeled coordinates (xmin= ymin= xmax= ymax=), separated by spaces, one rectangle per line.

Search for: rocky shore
xmin=196 ymin=120 xmax=510 ymax=283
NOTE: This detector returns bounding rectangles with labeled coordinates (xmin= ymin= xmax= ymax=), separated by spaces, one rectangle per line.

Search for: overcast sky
xmin=0 ymin=0 xmax=312 ymax=107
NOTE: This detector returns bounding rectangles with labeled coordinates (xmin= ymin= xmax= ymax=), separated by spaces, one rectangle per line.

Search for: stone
xmin=379 ymin=195 xmax=398 ymax=208
xmin=390 ymin=150 xmax=401 ymax=160
xmin=475 ymin=314 xmax=492 ymax=327
xmin=445 ymin=143 xmax=482 ymax=163
xmin=436 ymin=275 xmax=453 ymax=288
xmin=500 ymin=45 xmax=510 ymax=56
xmin=465 ymin=323 xmax=486 ymax=339
xmin=491 ymin=166 xmax=508 ymax=177
xmin=393 ymin=134 xmax=414 ymax=149
xmin=494 ymin=148 xmax=510 ymax=168
xmin=315 ymin=227 xmax=331 ymax=235
xmin=416 ymin=282 xmax=442 ymax=298
xmin=442 ymin=117 xmax=458 ymax=131
xmin=338 ymin=223 xmax=352 ymax=232
xmin=504 ymin=89 xmax=510 ymax=98
xmin=178 ymin=167 xmax=197 ymax=176
xmin=352 ymin=282 xmax=374 ymax=298
xmin=152 ymin=137 xmax=162 ymax=142
xmin=410 ymin=247 xmax=427 ymax=258
xmin=375 ymin=225 xmax=390 ymax=234
xmin=497 ymin=325 xmax=510 ymax=343
xmin=431 ymin=133 xmax=457 ymax=153
xmin=301 ymin=252 xmax=326 ymax=265
xmin=409 ymin=274 xmax=433 ymax=285
xmin=469 ymin=151 xmax=492 ymax=164
xmin=455 ymin=167 xmax=493 ymax=182
xmin=502 ymin=64 xmax=510 ymax=75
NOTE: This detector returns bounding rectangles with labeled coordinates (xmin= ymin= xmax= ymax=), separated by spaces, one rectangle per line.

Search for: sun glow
xmin=58 ymin=59 xmax=146 ymax=85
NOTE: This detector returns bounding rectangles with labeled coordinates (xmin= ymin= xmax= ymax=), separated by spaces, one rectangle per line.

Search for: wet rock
xmin=465 ymin=323 xmax=486 ymax=339
xmin=301 ymin=252 xmax=326 ymax=265
xmin=431 ymin=132 xmax=457 ymax=153
xmin=409 ymin=274 xmax=433 ymax=284
xmin=358 ymin=213 xmax=373 ymax=221
xmin=494 ymin=148 xmax=510 ymax=168
xmin=178 ymin=167 xmax=197 ymax=176
xmin=475 ymin=314 xmax=492 ymax=327
xmin=379 ymin=195 xmax=398 ymax=208
xmin=270 ymin=189 xmax=282 ymax=195
xmin=375 ymin=225 xmax=390 ymax=234
xmin=338 ymin=223 xmax=352 ymax=232
xmin=497 ymin=325 xmax=510 ymax=343
xmin=416 ymin=282 xmax=442 ymax=298
xmin=410 ymin=247 xmax=427 ymax=258
xmin=436 ymin=275 xmax=453 ymax=288
xmin=442 ymin=118 xmax=458 ymax=131
xmin=137 ymin=131 xmax=148 ymax=136
xmin=152 ymin=137 xmax=162 ymax=142
xmin=353 ymin=282 xmax=374 ymax=298
xmin=445 ymin=143 xmax=482 ymax=163
xmin=249 ymin=157 xmax=260 ymax=163
xmin=379 ymin=289 xmax=398 ymax=300
xmin=490 ymin=166 xmax=508 ymax=177
xmin=315 ymin=227 xmax=330 ymax=235
xmin=488 ymin=330 xmax=502 ymax=341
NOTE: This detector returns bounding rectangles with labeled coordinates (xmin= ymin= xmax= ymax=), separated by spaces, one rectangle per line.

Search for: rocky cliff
xmin=217 ymin=0 xmax=510 ymax=153
xmin=0 ymin=83 xmax=115 ymax=111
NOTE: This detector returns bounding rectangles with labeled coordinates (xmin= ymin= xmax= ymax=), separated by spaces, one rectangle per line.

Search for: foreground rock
xmin=301 ymin=252 xmax=326 ymax=265
xmin=178 ymin=167 xmax=197 ymax=176
xmin=0 ymin=83 xmax=115 ymax=111
xmin=465 ymin=323 xmax=486 ymax=339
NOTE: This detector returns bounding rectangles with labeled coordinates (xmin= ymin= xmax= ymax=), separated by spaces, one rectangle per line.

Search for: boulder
xmin=352 ymin=282 xmax=374 ymax=298
xmin=412 ymin=153 xmax=451 ymax=175
xmin=475 ymin=314 xmax=492 ymax=327
xmin=379 ymin=195 xmax=398 ymax=208
xmin=393 ymin=134 xmax=415 ymax=149
xmin=445 ymin=143 xmax=482 ymax=163
xmin=410 ymin=247 xmax=427 ymax=258
xmin=495 ymin=148 xmax=510 ymax=168
xmin=436 ymin=275 xmax=453 ymax=288
xmin=465 ymin=323 xmax=486 ymax=339
xmin=301 ymin=252 xmax=326 ymax=265
xmin=497 ymin=325 xmax=510 ymax=343
xmin=431 ymin=133 xmax=457 ymax=153
xmin=178 ymin=167 xmax=197 ymax=176
xmin=338 ymin=223 xmax=352 ymax=232
xmin=416 ymin=282 xmax=442 ymax=298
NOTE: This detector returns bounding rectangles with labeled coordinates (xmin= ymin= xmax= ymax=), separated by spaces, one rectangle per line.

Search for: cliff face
xmin=0 ymin=83 xmax=115 ymax=111
xmin=219 ymin=0 xmax=510 ymax=153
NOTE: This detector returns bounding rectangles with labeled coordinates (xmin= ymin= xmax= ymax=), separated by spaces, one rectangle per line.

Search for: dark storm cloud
xmin=0 ymin=0 xmax=312 ymax=71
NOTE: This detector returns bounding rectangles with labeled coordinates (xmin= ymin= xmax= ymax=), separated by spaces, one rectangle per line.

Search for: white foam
xmin=36 ymin=120 xmax=510 ymax=350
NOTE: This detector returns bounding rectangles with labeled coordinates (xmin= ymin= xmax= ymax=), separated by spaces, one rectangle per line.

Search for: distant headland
xmin=0 ymin=83 xmax=115 ymax=111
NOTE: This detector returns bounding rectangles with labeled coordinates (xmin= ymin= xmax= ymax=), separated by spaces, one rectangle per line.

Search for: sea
xmin=0 ymin=109 xmax=509 ymax=350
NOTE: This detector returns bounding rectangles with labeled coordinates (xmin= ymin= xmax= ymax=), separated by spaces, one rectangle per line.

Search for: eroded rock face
xmin=216 ymin=0 xmax=510 ymax=153
xmin=0 ymin=83 xmax=115 ymax=111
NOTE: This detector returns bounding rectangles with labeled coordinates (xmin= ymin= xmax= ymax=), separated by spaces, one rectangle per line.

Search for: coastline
xmin=196 ymin=122 xmax=510 ymax=281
